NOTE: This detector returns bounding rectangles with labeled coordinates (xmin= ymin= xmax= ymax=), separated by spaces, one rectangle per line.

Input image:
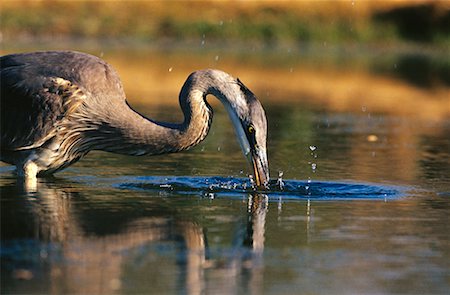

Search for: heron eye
xmin=248 ymin=125 xmax=255 ymax=134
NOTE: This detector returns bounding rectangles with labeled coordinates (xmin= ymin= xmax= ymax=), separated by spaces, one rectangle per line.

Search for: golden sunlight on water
xmin=98 ymin=49 xmax=450 ymax=122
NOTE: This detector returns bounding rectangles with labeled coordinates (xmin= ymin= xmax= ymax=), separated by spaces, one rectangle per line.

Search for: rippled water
xmin=118 ymin=176 xmax=403 ymax=201
xmin=1 ymin=48 xmax=449 ymax=294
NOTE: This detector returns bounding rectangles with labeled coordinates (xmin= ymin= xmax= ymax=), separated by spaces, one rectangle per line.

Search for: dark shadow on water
xmin=371 ymin=53 xmax=450 ymax=89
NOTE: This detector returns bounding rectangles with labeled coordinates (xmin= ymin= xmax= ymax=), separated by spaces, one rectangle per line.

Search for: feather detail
xmin=14 ymin=77 xmax=87 ymax=151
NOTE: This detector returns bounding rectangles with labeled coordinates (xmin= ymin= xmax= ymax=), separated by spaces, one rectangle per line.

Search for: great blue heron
xmin=0 ymin=51 xmax=269 ymax=187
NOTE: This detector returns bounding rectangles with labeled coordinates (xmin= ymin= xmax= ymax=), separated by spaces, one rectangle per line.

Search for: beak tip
xmin=253 ymin=165 xmax=270 ymax=189
xmin=250 ymin=148 xmax=269 ymax=189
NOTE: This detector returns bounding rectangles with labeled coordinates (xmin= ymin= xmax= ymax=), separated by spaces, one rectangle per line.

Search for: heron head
xmin=193 ymin=69 xmax=270 ymax=188
xmin=221 ymin=77 xmax=270 ymax=189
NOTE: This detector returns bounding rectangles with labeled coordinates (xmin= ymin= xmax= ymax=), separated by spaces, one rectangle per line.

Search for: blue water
xmin=118 ymin=176 xmax=403 ymax=201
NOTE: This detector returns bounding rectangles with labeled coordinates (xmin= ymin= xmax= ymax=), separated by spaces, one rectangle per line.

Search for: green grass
xmin=1 ymin=1 xmax=448 ymax=47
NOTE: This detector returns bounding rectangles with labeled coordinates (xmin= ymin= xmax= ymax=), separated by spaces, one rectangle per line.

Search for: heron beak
xmin=250 ymin=147 xmax=270 ymax=189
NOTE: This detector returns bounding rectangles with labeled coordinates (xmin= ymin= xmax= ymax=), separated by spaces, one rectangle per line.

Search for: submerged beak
xmin=250 ymin=147 xmax=270 ymax=189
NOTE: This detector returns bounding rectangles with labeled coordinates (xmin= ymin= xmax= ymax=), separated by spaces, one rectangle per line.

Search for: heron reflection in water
xmin=0 ymin=51 xmax=269 ymax=187
xmin=2 ymin=179 xmax=268 ymax=294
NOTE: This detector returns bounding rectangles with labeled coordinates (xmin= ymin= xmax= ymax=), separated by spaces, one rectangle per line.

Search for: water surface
xmin=1 ymin=46 xmax=449 ymax=294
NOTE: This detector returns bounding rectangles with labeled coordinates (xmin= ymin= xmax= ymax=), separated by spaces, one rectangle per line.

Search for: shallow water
xmin=1 ymin=47 xmax=449 ymax=294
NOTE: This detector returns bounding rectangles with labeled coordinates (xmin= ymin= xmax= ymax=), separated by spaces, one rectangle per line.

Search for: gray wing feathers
xmin=1 ymin=61 xmax=85 ymax=150
xmin=1 ymin=51 xmax=126 ymax=151
xmin=1 ymin=72 xmax=83 ymax=150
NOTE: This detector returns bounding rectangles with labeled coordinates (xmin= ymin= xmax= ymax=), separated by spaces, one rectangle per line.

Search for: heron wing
xmin=1 ymin=60 xmax=84 ymax=151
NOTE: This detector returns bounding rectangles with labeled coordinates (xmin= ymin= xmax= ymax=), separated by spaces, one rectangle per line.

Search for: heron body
xmin=0 ymin=51 xmax=269 ymax=186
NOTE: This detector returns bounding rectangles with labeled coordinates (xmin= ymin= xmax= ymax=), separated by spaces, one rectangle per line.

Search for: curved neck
xmin=97 ymin=70 xmax=245 ymax=156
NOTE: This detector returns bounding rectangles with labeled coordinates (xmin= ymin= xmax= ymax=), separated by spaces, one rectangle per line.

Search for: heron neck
xmin=98 ymin=70 xmax=241 ymax=156
xmin=97 ymin=85 xmax=213 ymax=156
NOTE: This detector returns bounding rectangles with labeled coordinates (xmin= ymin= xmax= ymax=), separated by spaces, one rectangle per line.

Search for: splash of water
xmin=118 ymin=175 xmax=402 ymax=200
xmin=276 ymin=171 xmax=285 ymax=190
xmin=307 ymin=145 xmax=318 ymax=195
xmin=248 ymin=174 xmax=255 ymax=188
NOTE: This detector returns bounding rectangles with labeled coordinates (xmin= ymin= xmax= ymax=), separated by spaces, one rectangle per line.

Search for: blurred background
xmin=1 ymin=2 xmax=450 ymax=294
xmin=1 ymin=0 xmax=449 ymax=119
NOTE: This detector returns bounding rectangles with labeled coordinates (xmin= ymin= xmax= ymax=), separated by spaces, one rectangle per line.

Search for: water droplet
xmin=305 ymin=178 xmax=311 ymax=194
xmin=215 ymin=55 xmax=220 ymax=61
xmin=311 ymin=163 xmax=317 ymax=172
xmin=168 ymin=67 xmax=173 ymax=72
xmin=276 ymin=171 xmax=285 ymax=190
xmin=309 ymin=145 xmax=317 ymax=151
xmin=367 ymin=134 xmax=378 ymax=142
xmin=249 ymin=174 xmax=255 ymax=188
xmin=201 ymin=34 xmax=206 ymax=46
